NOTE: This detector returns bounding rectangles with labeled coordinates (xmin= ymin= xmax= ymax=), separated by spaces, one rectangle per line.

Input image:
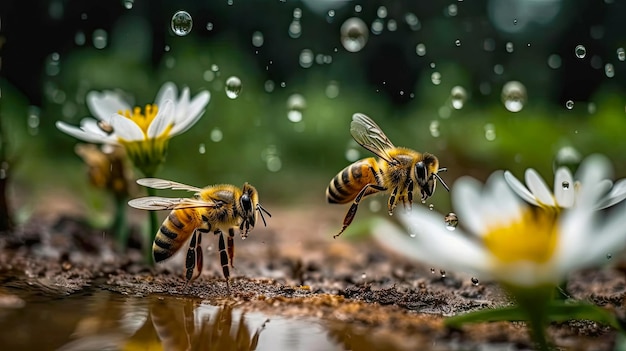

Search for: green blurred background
xmin=0 ymin=0 xmax=625 ymax=226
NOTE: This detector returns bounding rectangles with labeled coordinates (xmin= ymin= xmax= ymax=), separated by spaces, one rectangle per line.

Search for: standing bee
xmin=326 ymin=113 xmax=449 ymax=238
xmin=128 ymin=178 xmax=271 ymax=289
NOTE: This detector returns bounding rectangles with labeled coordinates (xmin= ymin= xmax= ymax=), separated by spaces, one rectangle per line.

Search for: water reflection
xmin=0 ymin=289 xmax=349 ymax=351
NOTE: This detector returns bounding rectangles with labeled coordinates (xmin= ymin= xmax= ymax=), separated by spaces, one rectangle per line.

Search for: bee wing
xmin=136 ymin=178 xmax=204 ymax=193
xmin=128 ymin=197 xmax=220 ymax=211
xmin=350 ymin=113 xmax=396 ymax=163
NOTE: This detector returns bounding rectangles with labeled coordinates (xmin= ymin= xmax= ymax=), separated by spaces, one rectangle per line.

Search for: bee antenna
xmin=433 ymin=173 xmax=450 ymax=192
xmin=438 ymin=167 xmax=448 ymax=173
xmin=256 ymin=204 xmax=272 ymax=226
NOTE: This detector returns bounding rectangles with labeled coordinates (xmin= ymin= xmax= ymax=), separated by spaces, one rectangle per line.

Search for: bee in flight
xmin=128 ymin=178 xmax=271 ymax=290
xmin=326 ymin=113 xmax=449 ymax=238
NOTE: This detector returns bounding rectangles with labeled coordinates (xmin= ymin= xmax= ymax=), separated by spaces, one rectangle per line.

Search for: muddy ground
xmin=0 ymin=204 xmax=625 ymax=350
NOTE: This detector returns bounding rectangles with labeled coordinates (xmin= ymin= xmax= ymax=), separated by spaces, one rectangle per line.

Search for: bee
xmin=326 ymin=113 xmax=449 ymax=238
xmin=128 ymin=178 xmax=271 ymax=289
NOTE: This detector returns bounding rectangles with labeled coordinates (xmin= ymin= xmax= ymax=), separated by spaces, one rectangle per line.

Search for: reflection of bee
xmin=128 ymin=178 xmax=271 ymax=289
xmin=326 ymin=113 xmax=449 ymax=238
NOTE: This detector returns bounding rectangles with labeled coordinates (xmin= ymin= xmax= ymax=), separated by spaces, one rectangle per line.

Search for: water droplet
xmin=27 ymin=106 xmax=41 ymax=135
xmin=198 ymin=143 xmax=206 ymax=154
xmin=483 ymin=38 xmax=495 ymax=52
xmin=574 ymin=44 xmax=586 ymax=59
xmin=368 ymin=200 xmax=381 ymax=213
xmin=288 ymin=20 xmax=302 ymax=38
xmin=340 ymin=17 xmax=369 ymax=53
xmin=327 ymin=10 xmax=336 ymax=21
xmin=501 ymin=81 xmax=527 ymax=112
xmin=210 ymin=128 xmax=223 ymax=142
xmin=447 ymin=4 xmax=458 ymax=16
xmin=171 ymin=10 xmax=193 ymax=36
xmin=206 ymin=22 xmax=214 ymax=31
xmin=562 ymin=181 xmax=570 ymax=190
xmin=293 ymin=8 xmax=302 ymax=19
xmin=565 ymin=100 xmax=574 ymax=110
xmin=429 ymin=120 xmax=440 ymax=138
xmin=587 ymin=102 xmax=596 ymax=114
xmin=325 ymin=81 xmax=340 ymax=99
xmin=405 ymin=13 xmax=421 ymax=31
xmin=428 ymin=204 xmax=434 ymax=211
xmin=98 ymin=121 xmax=113 ymax=134
xmin=471 ymin=277 xmax=479 ymax=286
xmin=607 ymin=253 xmax=613 ymax=260
xmin=455 ymin=39 xmax=461 ymax=47
xmin=484 ymin=123 xmax=496 ymax=141
xmin=430 ymin=268 xmax=435 ymax=274
xmin=361 ymin=272 xmax=367 ymax=279
xmin=493 ymin=64 xmax=504 ymax=75
xmin=122 ymin=0 xmax=133 ymax=10
xmin=513 ymin=19 xmax=518 ymax=25
xmin=252 ymin=31 xmax=264 ymax=47
xmin=354 ymin=5 xmax=362 ymax=13
xmin=440 ymin=270 xmax=446 ymax=278
xmin=266 ymin=156 xmax=282 ymax=172
xmin=299 ymin=49 xmax=314 ymax=68
xmin=547 ymin=54 xmax=562 ymax=69
xmin=605 ymin=63 xmax=615 ymax=78
xmin=386 ymin=20 xmax=398 ymax=32
xmin=286 ymin=94 xmax=306 ymax=122
xmin=617 ymin=48 xmax=625 ymax=62
xmin=450 ymin=86 xmax=467 ymax=110
xmin=45 ymin=53 xmax=61 ymax=76
xmin=415 ymin=43 xmax=426 ymax=56
xmin=370 ymin=19 xmax=384 ymax=35
xmin=444 ymin=212 xmax=458 ymax=231
xmin=431 ymin=72 xmax=442 ymax=85
xmin=264 ymin=80 xmax=275 ymax=93
xmin=505 ymin=42 xmax=514 ymax=53
xmin=92 ymin=29 xmax=108 ymax=49
xmin=376 ymin=6 xmax=387 ymax=18
xmin=74 ymin=31 xmax=86 ymax=46
xmin=225 ymin=76 xmax=242 ymax=99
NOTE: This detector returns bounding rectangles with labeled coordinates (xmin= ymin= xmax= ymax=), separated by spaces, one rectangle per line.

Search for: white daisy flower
xmin=56 ymin=82 xmax=210 ymax=176
xmin=373 ymin=154 xmax=626 ymax=288
xmin=504 ymin=155 xmax=626 ymax=210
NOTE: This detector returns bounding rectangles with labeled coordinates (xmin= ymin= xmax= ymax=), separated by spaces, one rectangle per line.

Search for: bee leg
xmin=216 ymin=230 xmax=231 ymax=292
xmin=227 ymin=227 xmax=236 ymax=269
xmin=183 ymin=231 xmax=198 ymax=290
xmin=405 ymin=178 xmax=414 ymax=211
xmin=388 ymin=186 xmax=400 ymax=215
xmin=335 ymin=183 xmax=386 ymax=239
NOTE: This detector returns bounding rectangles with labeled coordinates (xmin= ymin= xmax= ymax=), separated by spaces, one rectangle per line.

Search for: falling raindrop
xmin=431 ymin=72 xmax=442 ymax=85
xmin=264 ymin=80 xmax=275 ymax=93
xmin=171 ymin=10 xmax=193 ymax=36
xmin=447 ymin=4 xmax=458 ymax=16
xmin=252 ymin=31 xmax=264 ymax=47
xmin=210 ymin=128 xmax=223 ymax=142
xmin=574 ymin=44 xmax=586 ymax=58
xmin=92 ymin=29 xmax=108 ymax=49
xmin=587 ymin=102 xmax=596 ymax=114
xmin=483 ymin=38 xmax=495 ymax=52
xmin=340 ymin=17 xmax=369 ymax=53
xmin=430 ymin=268 xmax=436 ymax=274
xmin=287 ymin=94 xmax=306 ymax=122
xmin=415 ymin=43 xmax=426 ymax=56
xmin=288 ymin=20 xmax=302 ymax=38
xmin=501 ymin=81 xmax=527 ymax=112
xmin=122 ymin=0 xmax=133 ymax=9
xmin=565 ymin=100 xmax=574 ymax=110
xmin=450 ymin=86 xmax=467 ymax=110
xmin=493 ymin=64 xmax=504 ymax=75
xmin=618 ymin=48 xmax=625 ymax=61
xmin=444 ymin=213 xmax=458 ymax=231
xmin=429 ymin=120 xmax=440 ymax=138
xmin=440 ymin=270 xmax=446 ymax=278
xmin=325 ymin=81 xmax=340 ymax=99
xmin=369 ymin=200 xmax=381 ymax=212
xmin=386 ymin=19 xmax=397 ymax=32
xmin=27 ymin=106 xmax=41 ymax=136
xmin=547 ymin=54 xmax=562 ymax=69
xmin=405 ymin=13 xmax=421 ymax=31
xmin=206 ymin=22 xmax=214 ymax=31
xmin=607 ymin=253 xmax=612 ymax=260
xmin=484 ymin=124 xmax=496 ymax=141
xmin=198 ymin=143 xmax=206 ymax=154
xmin=345 ymin=148 xmax=360 ymax=162
xmin=471 ymin=277 xmax=479 ymax=286
xmin=605 ymin=63 xmax=615 ymax=78
xmin=74 ymin=31 xmax=86 ymax=46
xmin=376 ymin=6 xmax=387 ymax=18
xmin=225 ymin=76 xmax=242 ymax=99
xmin=45 ymin=52 xmax=61 ymax=76
xmin=361 ymin=272 xmax=367 ymax=279
xmin=455 ymin=39 xmax=461 ymax=47
xmin=428 ymin=204 xmax=434 ymax=211
xmin=293 ymin=8 xmax=302 ymax=19
xmin=299 ymin=49 xmax=314 ymax=68
xmin=505 ymin=42 xmax=514 ymax=53
xmin=371 ymin=19 xmax=384 ymax=35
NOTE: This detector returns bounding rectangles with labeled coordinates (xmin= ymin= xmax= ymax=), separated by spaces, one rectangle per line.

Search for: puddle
xmin=0 ymin=286 xmax=412 ymax=351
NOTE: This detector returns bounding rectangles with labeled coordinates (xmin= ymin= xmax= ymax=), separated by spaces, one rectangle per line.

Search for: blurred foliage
xmin=0 ymin=0 xmax=625 ymax=226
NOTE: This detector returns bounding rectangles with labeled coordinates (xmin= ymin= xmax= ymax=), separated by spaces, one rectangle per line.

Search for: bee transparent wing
xmin=128 ymin=197 xmax=219 ymax=211
xmin=136 ymin=178 xmax=204 ymax=193
xmin=350 ymin=113 xmax=396 ymax=163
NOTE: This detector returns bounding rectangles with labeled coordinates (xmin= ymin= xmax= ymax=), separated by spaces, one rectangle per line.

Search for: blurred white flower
xmin=374 ymin=154 xmax=626 ymax=288
xmin=504 ymin=156 xmax=626 ymax=210
xmin=56 ymin=82 xmax=210 ymax=176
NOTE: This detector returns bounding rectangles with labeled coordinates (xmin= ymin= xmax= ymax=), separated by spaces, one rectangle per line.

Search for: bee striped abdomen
xmin=153 ymin=209 xmax=197 ymax=263
xmin=326 ymin=158 xmax=380 ymax=204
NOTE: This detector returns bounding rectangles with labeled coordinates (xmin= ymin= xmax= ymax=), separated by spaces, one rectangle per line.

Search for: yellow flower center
xmin=119 ymin=104 xmax=160 ymax=136
xmin=483 ymin=208 xmax=559 ymax=264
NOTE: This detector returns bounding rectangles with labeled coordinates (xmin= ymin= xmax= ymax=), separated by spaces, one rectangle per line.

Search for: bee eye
xmin=241 ymin=194 xmax=252 ymax=212
xmin=415 ymin=162 xmax=427 ymax=183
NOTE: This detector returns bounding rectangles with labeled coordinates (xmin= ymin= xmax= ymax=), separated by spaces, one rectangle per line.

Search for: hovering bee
xmin=326 ymin=113 xmax=449 ymax=238
xmin=128 ymin=178 xmax=271 ymax=289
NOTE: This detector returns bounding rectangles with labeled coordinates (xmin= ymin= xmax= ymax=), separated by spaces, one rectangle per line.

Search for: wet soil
xmin=1 ymin=205 xmax=625 ymax=350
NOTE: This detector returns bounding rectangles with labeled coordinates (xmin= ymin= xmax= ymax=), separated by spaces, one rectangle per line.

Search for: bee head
xmin=414 ymin=153 xmax=449 ymax=200
xmin=239 ymin=183 xmax=271 ymax=236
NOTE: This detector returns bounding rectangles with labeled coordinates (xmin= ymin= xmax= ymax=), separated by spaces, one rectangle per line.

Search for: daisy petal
xmin=596 ymin=178 xmax=626 ymax=209
xmin=451 ymin=176 xmax=487 ymax=236
xmin=174 ymin=87 xmax=191 ymax=123
xmin=553 ymin=167 xmax=574 ymax=207
xmin=86 ymin=91 xmax=131 ymax=121
xmin=80 ymin=118 xmax=108 ymax=137
xmin=170 ymin=92 xmax=210 ymax=136
xmin=56 ymin=121 xmax=118 ymax=144
xmin=110 ymin=114 xmax=144 ymax=141
xmin=147 ymin=100 xmax=175 ymax=138
xmin=525 ymin=169 xmax=555 ymax=206
xmin=155 ymin=82 xmax=177 ymax=108
xmin=504 ymin=171 xmax=540 ymax=206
